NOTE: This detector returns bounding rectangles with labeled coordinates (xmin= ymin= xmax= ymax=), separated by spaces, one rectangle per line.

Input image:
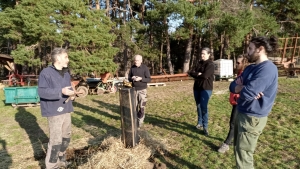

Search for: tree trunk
xmin=227 ymin=36 xmax=230 ymax=59
xmin=183 ymin=26 xmax=193 ymax=73
xmin=163 ymin=19 xmax=173 ymax=74
xmin=139 ymin=0 xmax=145 ymax=24
xmin=123 ymin=0 xmax=127 ymax=24
xmin=250 ymin=0 xmax=254 ymax=10
xmin=209 ymin=22 xmax=214 ymax=60
xmin=233 ymin=52 xmax=236 ymax=73
xmin=151 ymin=61 xmax=155 ymax=75
xmin=160 ymin=33 xmax=163 ymax=70
xmin=96 ymin=0 xmax=100 ymax=10
xmin=244 ymin=33 xmax=251 ymax=54
xmin=197 ymin=35 xmax=202 ymax=60
xmin=162 ymin=0 xmax=173 ymax=74
xmin=166 ymin=34 xmax=173 ymax=74
xmin=220 ymin=31 xmax=225 ymax=59
xmin=42 ymin=41 xmax=47 ymax=68
xmin=106 ymin=0 xmax=110 ymax=16
xmin=190 ymin=35 xmax=198 ymax=69
xmin=123 ymin=44 xmax=130 ymax=78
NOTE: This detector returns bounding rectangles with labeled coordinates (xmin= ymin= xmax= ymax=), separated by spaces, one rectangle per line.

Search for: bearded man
xmin=229 ymin=36 xmax=278 ymax=169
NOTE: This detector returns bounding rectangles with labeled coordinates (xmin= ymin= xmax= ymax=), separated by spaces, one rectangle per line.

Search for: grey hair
xmin=201 ymin=47 xmax=213 ymax=60
xmin=134 ymin=54 xmax=143 ymax=61
xmin=51 ymin=48 xmax=68 ymax=62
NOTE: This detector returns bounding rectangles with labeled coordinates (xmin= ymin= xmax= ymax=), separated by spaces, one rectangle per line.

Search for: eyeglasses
xmin=236 ymin=62 xmax=240 ymax=65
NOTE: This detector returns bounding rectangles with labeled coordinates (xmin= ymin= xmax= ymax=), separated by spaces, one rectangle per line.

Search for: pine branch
xmin=278 ymin=20 xmax=297 ymax=24
xmin=26 ymin=43 xmax=39 ymax=50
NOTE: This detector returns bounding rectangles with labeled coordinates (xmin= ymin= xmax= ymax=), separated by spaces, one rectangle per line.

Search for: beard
xmin=247 ymin=52 xmax=260 ymax=63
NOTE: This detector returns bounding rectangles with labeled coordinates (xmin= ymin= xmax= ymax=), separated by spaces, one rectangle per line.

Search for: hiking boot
xmin=203 ymin=128 xmax=209 ymax=136
xmin=58 ymin=154 xmax=72 ymax=168
xmin=195 ymin=124 xmax=202 ymax=129
xmin=218 ymin=143 xmax=229 ymax=153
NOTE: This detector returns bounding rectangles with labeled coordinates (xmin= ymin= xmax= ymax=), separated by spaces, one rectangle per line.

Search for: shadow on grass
xmin=74 ymin=100 xmax=120 ymax=120
xmin=92 ymin=99 xmax=120 ymax=115
xmin=92 ymin=99 xmax=222 ymax=151
xmin=69 ymin=101 xmax=122 ymax=167
xmin=147 ymin=114 xmax=223 ymax=141
xmin=138 ymin=129 xmax=203 ymax=169
xmin=0 ymin=138 xmax=12 ymax=169
xmin=154 ymin=149 xmax=203 ymax=169
xmin=72 ymin=101 xmax=121 ymax=141
xmin=91 ymin=100 xmax=206 ymax=140
xmin=72 ymin=111 xmax=120 ymax=139
xmin=15 ymin=107 xmax=48 ymax=168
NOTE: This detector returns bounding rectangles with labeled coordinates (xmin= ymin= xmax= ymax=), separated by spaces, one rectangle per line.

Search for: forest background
xmin=0 ymin=0 xmax=299 ymax=76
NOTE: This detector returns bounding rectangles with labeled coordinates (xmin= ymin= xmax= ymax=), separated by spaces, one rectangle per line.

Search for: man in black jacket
xmin=128 ymin=55 xmax=151 ymax=128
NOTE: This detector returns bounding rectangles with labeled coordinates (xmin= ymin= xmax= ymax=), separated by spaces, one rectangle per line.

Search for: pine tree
xmin=254 ymin=0 xmax=300 ymax=36
xmin=0 ymin=0 xmax=118 ymax=75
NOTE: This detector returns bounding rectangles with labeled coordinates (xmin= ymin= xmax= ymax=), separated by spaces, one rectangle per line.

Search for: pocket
xmin=236 ymin=114 xmax=264 ymax=153
xmin=249 ymin=116 xmax=260 ymax=127
xmin=237 ymin=131 xmax=259 ymax=153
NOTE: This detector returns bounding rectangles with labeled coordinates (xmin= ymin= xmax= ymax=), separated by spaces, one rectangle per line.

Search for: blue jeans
xmin=193 ymin=90 xmax=212 ymax=129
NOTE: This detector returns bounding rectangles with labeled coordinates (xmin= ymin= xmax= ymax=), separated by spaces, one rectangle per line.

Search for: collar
xmin=50 ymin=64 xmax=69 ymax=76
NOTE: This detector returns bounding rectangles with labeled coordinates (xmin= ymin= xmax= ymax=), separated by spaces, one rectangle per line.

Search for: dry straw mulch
xmin=75 ymin=130 xmax=169 ymax=169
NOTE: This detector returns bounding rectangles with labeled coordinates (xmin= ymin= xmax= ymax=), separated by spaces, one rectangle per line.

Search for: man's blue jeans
xmin=193 ymin=90 xmax=212 ymax=129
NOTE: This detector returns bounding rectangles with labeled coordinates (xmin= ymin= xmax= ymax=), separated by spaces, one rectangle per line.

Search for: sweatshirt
xmin=38 ymin=65 xmax=74 ymax=117
xmin=188 ymin=60 xmax=215 ymax=91
xmin=229 ymin=70 xmax=243 ymax=105
xmin=229 ymin=60 xmax=278 ymax=117
xmin=128 ymin=64 xmax=151 ymax=90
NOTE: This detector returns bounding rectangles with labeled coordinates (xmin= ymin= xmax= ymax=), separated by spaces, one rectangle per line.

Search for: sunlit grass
xmin=0 ymin=78 xmax=299 ymax=168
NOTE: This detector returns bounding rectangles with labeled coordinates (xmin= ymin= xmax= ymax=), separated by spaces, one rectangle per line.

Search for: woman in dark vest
xmin=188 ymin=47 xmax=215 ymax=136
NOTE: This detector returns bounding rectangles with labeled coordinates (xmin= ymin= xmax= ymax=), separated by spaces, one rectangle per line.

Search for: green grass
xmin=0 ymin=78 xmax=300 ymax=168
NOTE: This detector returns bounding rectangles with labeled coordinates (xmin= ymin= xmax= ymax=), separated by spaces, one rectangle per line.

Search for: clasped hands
xmin=62 ymin=86 xmax=76 ymax=100
xmin=132 ymin=76 xmax=142 ymax=81
xmin=235 ymin=76 xmax=263 ymax=100
xmin=189 ymin=71 xmax=202 ymax=77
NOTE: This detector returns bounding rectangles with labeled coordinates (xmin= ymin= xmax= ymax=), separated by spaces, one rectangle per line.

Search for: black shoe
xmin=203 ymin=128 xmax=209 ymax=136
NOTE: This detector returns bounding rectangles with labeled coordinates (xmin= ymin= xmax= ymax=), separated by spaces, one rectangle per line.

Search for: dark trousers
xmin=224 ymin=105 xmax=238 ymax=145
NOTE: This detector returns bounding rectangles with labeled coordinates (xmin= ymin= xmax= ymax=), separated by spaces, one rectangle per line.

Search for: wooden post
xmin=292 ymin=35 xmax=298 ymax=63
xmin=281 ymin=38 xmax=288 ymax=63
xmin=119 ymin=87 xmax=139 ymax=147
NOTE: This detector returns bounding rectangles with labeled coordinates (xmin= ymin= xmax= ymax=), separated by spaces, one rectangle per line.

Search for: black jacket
xmin=188 ymin=60 xmax=214 ymax=91
xmin=128 ymin=64 xmax=151 ymax=90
